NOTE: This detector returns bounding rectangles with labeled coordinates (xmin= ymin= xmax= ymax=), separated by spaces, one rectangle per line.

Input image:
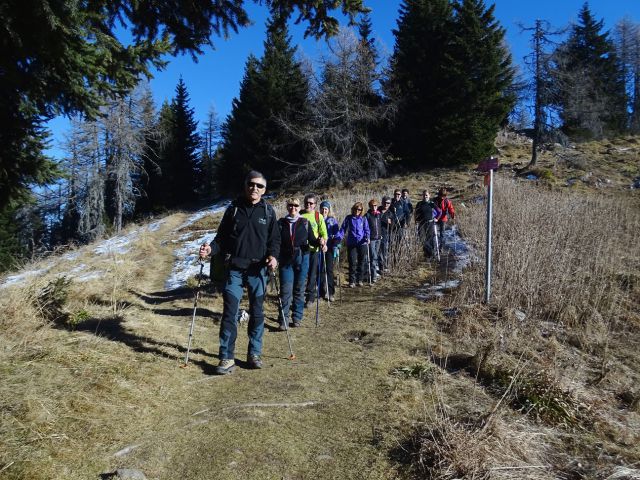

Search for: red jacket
xmin=435 ymin=196 xmax=455 ymax=222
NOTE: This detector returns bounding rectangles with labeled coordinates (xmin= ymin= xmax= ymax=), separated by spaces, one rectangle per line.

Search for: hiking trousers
xmin=305 ymin=251 xmax=320 ymax=302
xmin=279 ymin=251 xmax=309 ymax=324
xmin=218 ymin=266 xmax=267 ymax=360
xmin=320 ymin=250 xmax=335 ymax=297
xmin=368 ymin=239 xmax=380 ymax=280
xmin=347 ymin=244 xmax=367 ymax=284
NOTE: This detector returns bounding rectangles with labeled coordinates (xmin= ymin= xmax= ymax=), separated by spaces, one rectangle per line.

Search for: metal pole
xmin=484 ymin=168 xmax=494 ymax=303
xmin=183 ymin=261 xmax=204 ymax=366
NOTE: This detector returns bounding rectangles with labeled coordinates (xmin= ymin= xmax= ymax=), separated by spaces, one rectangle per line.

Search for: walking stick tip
xmin=288 ymin=354 xmax=296 ymax=360
xmin=180 ymin=363 xmax=189 ymax=369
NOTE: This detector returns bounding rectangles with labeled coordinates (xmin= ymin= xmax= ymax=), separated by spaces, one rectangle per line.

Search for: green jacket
xmin=301 ymin=210 xmax=328 ymax=253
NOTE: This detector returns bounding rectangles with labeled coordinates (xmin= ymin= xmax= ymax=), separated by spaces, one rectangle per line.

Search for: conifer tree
xmin=218 ymin=15 xmax=310 ymax=192
xmin=168 ymin=78 xmax=201 ymax=205
xmin=552 ymin=3 xmax=627 ymax=137
xmin=447 ymin=0 xmax=516 ymax=162
xmin=386 ymin=0 xmax=457 ymax=168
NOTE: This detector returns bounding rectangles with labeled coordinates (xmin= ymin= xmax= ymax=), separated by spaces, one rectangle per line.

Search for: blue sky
xmin=46 ymin=0 xmax=639 ymax=159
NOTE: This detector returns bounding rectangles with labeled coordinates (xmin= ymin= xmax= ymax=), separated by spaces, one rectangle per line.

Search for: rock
xmin=514 ymin=310 xmax=526 ymax=322
xmin=115 ymin=469 xmax=147 ymax=480
xmin=605 ymin=467 xmax=640 ymax=480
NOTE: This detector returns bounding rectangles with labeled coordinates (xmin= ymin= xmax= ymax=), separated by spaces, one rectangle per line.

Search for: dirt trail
xmin=69 ymin=214 xmax=438 ymax=480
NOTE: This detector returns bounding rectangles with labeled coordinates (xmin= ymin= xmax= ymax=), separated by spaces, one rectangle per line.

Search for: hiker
xmin=277 ymin=197 xmax=319 ymax=329
xmin=434 ymin=187 xmax=455 ymax=251
xmin=213 ymin=171 xmax=280 ymax=374
xmin=390 ymin=189 xmax=407 ymax=228
xmin=401 ymin=188 xmax=413 ymax=226
xmin=319 ymin=200 xmax=339 ymax=301
xmin=414 ymin=190 xmax=441 ymax=257
xmin=378 ymin=196 xmax=396 ymax=273
xmin=364 ymin=199 xmax=382 ymax=282
xmin=336 ymin=202 xmax=370 ymax=287
xmin=301 ymin=194 xmax=328 ymax=308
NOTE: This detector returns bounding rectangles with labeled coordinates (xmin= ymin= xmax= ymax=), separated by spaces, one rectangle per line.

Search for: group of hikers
xmin=198 ymin=171 xmax=455 ymax=375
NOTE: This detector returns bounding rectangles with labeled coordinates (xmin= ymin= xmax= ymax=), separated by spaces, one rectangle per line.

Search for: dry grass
xmin=1 ymin=140 xmax=639 ymax=479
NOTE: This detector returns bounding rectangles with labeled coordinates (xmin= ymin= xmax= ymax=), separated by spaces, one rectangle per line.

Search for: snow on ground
xmin=164 ymin=199 xmax=232 ymax=290
xmin=416 ymin=225 xmax=473 ymax=301
xmin=0 ymin=220 xmax=167 ymax=289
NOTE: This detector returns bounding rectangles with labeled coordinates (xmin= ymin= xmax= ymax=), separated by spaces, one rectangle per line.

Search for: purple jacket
xmin=336 ymin=214 xmax=370 ymax=247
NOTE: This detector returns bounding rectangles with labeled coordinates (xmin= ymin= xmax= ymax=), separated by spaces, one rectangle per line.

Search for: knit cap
xmin=320 ymin=200 xmax=331 ymax=210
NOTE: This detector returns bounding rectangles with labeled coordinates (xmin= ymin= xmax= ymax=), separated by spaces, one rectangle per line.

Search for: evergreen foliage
xmin=218 ymin=16 xmax=310 ymax=192
xmin=552 ymin=3 xmax=627 ymax=137
xmin=169 ymin=78 xmax=202 ymax=205
xmin=387 ymin=0 xmax=514 ymax=168
xmin=0 ymin=1 xmax=366 ymax=212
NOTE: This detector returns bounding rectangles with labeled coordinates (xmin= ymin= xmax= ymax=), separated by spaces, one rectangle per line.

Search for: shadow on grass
xmin=130 ymin=287 xmax=196 ymax=304
xmin=53 ymin=315 xmax=219 ymax=375
xmin=152 ymin=306 xmax=221 ymax=322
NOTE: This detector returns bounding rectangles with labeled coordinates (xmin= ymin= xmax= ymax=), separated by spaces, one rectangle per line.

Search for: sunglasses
xmin=247 ymin=181 xmax=265 ymax=189
xmin=394 ymin=193 xmax=401 ymax=196
xmin=355 ymin=208 xmax=363 ymax=211
xmin=305 ymin=201 xmax=315 ymax=205
xmin=287 ymin=203 xmax=300 ymax=208
xmin=384 ymin=202 xmax=391 ymax=205
xmin=371 ymin=205 xmax=378 ymax=208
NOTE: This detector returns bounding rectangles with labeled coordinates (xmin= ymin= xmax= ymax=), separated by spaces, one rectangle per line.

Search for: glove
xmin=332 ymin=247 xmax=339 ymax=259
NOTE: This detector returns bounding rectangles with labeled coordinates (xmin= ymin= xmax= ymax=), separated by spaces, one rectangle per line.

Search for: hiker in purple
xmin=336 ymin=202 xmax=370 ymax=288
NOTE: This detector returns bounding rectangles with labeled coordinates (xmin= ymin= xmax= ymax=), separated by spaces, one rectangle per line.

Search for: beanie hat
xmin=320 ymin=200 xmax=331 ymax=210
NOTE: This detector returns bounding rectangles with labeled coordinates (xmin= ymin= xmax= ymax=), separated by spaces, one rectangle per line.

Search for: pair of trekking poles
xmin=182 ymin=261 xmax=299 ymax=367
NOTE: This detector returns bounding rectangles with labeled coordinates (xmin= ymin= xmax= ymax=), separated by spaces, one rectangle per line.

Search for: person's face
xmin=245 ymin=177 xmax=266 ymax=203
xmin=354 ymin=206 xmax=363 ymax=216
xmin=305 ymin=198 xmax=316 ymax=211
xmin=382 ymin=200 xmax=391 ymax=210
xmin=369 ymin=203 xmax=377 ymax=211
xmin=402 ymin=191 xmax=409 ymax=199
xmin=287 ymin=201 xmax=300 ymax=215
xmin=394 ymin=192 xmax=401 ymax=201
xmin=320 ymin=206 xmax=329 ymax=217
xmin=422 ymin=191 xmax=430 ymax=200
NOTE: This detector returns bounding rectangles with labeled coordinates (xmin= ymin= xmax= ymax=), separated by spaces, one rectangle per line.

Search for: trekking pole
xmin=366 ymin=244 xmax=372 ymax=285
xmin=182 ymin=260 xmax=205 ymax=367
xmin=315 ymin=253 xmax=321 ymax=327
xmin=323 ymin=250 xmax=331 ymax=305
xmin=433 ymin=221 xmax=441 ymax=262
xmin=270 ymin=270 xmax=296 ymax=360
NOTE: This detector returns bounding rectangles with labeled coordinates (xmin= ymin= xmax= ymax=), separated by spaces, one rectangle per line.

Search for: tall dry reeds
xmin=457 ymin=176 xmax=640 ymax=336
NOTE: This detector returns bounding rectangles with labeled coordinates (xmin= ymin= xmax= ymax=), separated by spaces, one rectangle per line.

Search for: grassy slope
xmin=1 ymin=136 xmax=639 ymax=479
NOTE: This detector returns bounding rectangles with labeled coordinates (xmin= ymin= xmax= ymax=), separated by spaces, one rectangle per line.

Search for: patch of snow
xmin=63 ymin=251 xmax=81 ymax=261
xmin=148 ymin=219 xmax=165 ymax=232
xmin=176 ymin=200 xmax=232 ymax=231
xmin=165 ymin=231 xmax=217 ymax=290
xmin=93 ymin=231 xmax=139 ymax=255
xmin=0 ymin=267 xmax=51 ymax=289
xmin=76 ymin=270 xmax=104 ymax=282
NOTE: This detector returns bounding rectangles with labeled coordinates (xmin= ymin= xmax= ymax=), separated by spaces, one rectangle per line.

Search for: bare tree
xmin=278 ymin=29 xmax=394 ymax=189
xmin=615 ymin=17 xmax=640 ymax=132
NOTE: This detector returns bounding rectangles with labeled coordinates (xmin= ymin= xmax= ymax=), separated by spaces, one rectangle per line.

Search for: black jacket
xmin=365 ymin=210 xmax=382 ymax=240
xmin=415 ymin=200 xmax=438 ymax=227
xmin=216 ymin=197 xmax=280 ymax=269
xmin=277 ymin=217 xmax=319 ymax=262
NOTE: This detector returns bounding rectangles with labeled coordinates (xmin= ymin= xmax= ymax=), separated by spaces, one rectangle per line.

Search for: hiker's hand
xmin=266 ymin=256 xmax=278 ymax=270
xmin=321 ymin=244 xmax=328 ymax=253
xmin=199 ymin=243 xmax=211 ymax=258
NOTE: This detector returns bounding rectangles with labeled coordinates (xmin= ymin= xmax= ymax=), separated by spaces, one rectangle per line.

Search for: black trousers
xmin=347 ymin=244 xmax=367 ymax=284
xmin=319 ymin=251 xmax=335 ymax=296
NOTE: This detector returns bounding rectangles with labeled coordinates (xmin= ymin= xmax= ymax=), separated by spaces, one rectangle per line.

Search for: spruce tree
xmin=447 ymin=0 xmax=516 ymax=162
xmin=387 ymin=0 xmax=456 ymax=168
xmin=553 ymin=3 xmax=627 ymax=136
xmin=169 ymin=78 xmax=201 ymax=205
xmin=218 ymin=16 xmax=310 ymax=192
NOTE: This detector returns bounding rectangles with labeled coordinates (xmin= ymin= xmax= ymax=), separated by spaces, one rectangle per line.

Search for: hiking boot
xmin=215 ymin=359 xmax=235 ymax=375
xmin=292 ymin=321 xmax=301 ymax=328
xmin=247 ymin=354 xmax=262 ymax=369
xmin=329 ymin=295 xmax=335 ymax=302
xmin=278 ymin=322 xmax=288 ymax=331
xmin=348 ymin=283 xmax=356 ymax=288
xmin=357 ymin=281 xmax=364 ymax=287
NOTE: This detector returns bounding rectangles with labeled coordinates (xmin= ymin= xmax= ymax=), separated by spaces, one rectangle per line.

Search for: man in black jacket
xmin=414 ymin=190 xmax=440 ymax=257
xmin=214 ymin=171 xmax=280 ymax=374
